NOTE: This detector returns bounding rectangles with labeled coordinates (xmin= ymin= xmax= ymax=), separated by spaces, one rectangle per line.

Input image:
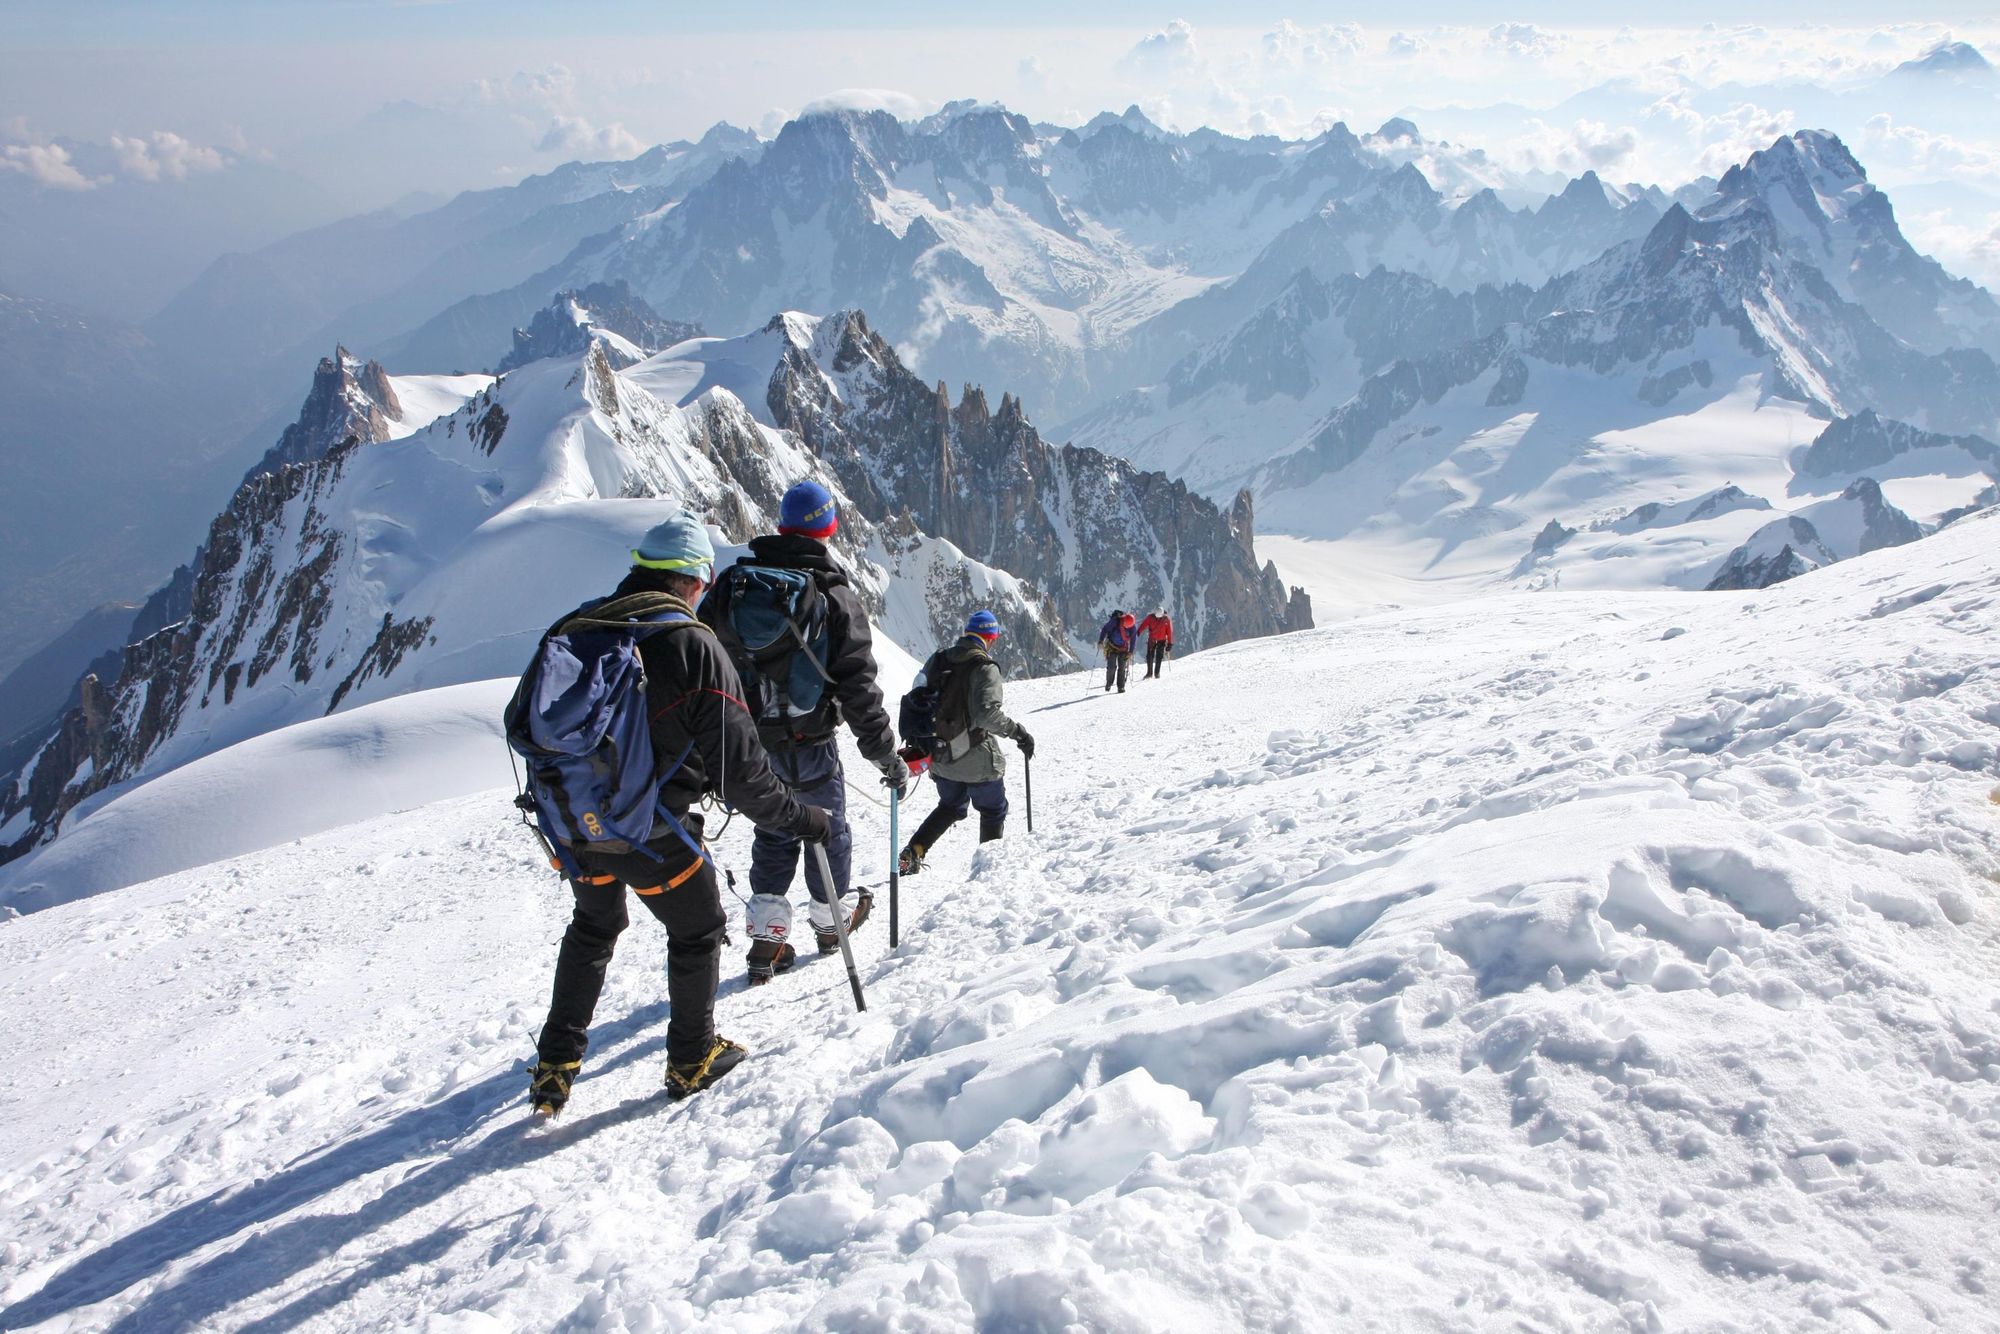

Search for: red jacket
xmin=1136 ymin=613 xmax=1173 ymax=645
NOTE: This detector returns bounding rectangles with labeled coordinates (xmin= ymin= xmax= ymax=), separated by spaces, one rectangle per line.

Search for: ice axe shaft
xmin=888 ymin=784 xmax=901 ymax=948
xmin=808 ymin=839 xmax=866 ymax=1012
xmin=1025 ymin=754 xmax=1033 ymax=834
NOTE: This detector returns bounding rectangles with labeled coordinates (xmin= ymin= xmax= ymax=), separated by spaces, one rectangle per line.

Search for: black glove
xmin=1015 ymin=728 xmax=1035 ymax=761
xmin=796 ymin=805 xmax=833 ymax=845
xmin=878 ymin=753 xmax=912 ymax=800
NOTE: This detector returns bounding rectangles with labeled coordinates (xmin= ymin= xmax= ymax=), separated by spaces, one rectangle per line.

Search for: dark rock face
xmin=1798 ymin=409 xmax=1999 ymax=477
xmin=1842 ymin=477 xmax=1926 ymax=554
xmin=1706 ymin=535 xmax=1820 ymax=591
xmin=496 ymin=281 xmax=700 ymax=373
xmin=1703 ymin=478 xmax=1923 ymax=591
xmin=766 ymin=312 xmax=1307 ymax=656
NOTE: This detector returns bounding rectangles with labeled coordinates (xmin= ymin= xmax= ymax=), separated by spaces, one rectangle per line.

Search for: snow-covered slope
xmin=3 ymin=512 xmax=1998 ymax=1329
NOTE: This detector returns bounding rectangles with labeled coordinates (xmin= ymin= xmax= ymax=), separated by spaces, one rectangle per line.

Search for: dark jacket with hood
xmin=699 ymin=533 xmax=898 ymax=767
xmin=582 ymin=567 xmax=815 ymax=839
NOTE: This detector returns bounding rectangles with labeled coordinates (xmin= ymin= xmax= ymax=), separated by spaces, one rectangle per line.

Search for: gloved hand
xmin=1015 ymin=727 xmax=1035 ymax=761
xmin=796 ymin=804 xmax=833 ymax=845
xmin=878 ymin=753 xmax=912 ymax=800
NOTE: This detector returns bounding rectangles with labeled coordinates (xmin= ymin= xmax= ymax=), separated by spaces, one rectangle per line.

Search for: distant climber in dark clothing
xmin=897 ymin=610 xmax=1033 ymax=874
xmin=1135 ymin=609 xmax=1173 ymax=679
xmin=1099 ymin=610 xmax=1138 ymax=693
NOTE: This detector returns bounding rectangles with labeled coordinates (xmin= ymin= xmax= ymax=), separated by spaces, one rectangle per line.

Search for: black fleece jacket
xmin=601 ymin=568 xmax=815 ymax=836
xmin=699 ymin=534 xmax=899 ymax=767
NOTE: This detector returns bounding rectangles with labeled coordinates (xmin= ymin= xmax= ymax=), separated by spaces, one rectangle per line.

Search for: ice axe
xmin=808 ymin=838 xmax=866 ymax=1012
xmin=888 ymin=782 xmax=901 ymax=949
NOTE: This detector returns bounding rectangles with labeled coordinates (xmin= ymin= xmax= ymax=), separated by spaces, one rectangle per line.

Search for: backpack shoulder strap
xmin=559 ymin=591 xmax=713 ymax=640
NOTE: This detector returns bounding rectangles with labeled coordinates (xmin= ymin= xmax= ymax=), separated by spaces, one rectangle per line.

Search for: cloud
xmin=108 ymin=131 xmax=226 ymax=181
xmin=1487 ymin=23 xmax=1567 ymax=61
xmin=0 ymin=141 xmax=96 ymax=190
xmin=534 ymin=115 xmax=643 ymax=159
xmin=1645 ymin=94 xmax=1796 ymax=179
xmin=1511 ymin=118 xmax=1641 ymax=177
xmin=1122 ymin=19 xmax=1201 ymax=78
xmin=799 ymin=89 xmax=931 ymax=120
xmin=1860 ymin=114 xmax=2000 ymax=184
xmin=1386 ymin=32 xmax=1426 ymax=59
xmin=1017 ymin=56 xmax=1049 ymax=96
xmin=501 ymin=65 xmax=578 ymax=108
xmin=1901 ymin=207 xmax=2000 ymax=290
xmin=1261 ymin=21 xmax=1363 ymax=69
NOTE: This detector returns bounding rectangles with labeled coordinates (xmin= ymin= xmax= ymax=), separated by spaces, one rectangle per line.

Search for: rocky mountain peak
xmin=498 ymin=281 xmax=699 ymax=374
xmin=249 ymin=346 xmax=402 ymax=479
xmin=1715 ymin=131 xmax=1868 ymax=226
xmin=1373 ymin=117 xmax=1420 ymax=143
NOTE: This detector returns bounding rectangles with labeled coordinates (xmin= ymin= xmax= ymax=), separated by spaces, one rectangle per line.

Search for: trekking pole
xmin=808 ymin=839 xmax=866 ymax=1012
xmin=888 ymin=784 xmax=901 ymax=949
xmin=1025 ymin=754 xmax=1034 ymax=834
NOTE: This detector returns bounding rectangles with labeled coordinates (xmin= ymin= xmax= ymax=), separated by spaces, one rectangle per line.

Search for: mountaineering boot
xmin=666 ymin=1037 xmax=747 ymax=1101
xmin=746 ymin=938 xmax=797 ymax=986
xmin=529 ymin=1059 xmax=581 ymax=1119
xmin=814 ymin=889 xmax=874 ymax=954
xmin=898 ymin=843 xmax=927 ymax=877
xmin=979 ymin=813 xmax=1005 ymax=843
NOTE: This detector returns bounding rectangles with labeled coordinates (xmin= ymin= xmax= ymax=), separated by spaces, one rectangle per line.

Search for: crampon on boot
xmin=746 ymin=938 xmax=797 ymax=987
xmin=666 ymin=1037 xmax=747 ymax=1101
xmin=814 ymin=889 xmax=874 ymax=954
xmin=529 ymin=1059 xmax=580 ymax=1119
xmin=897 ymin=843 xmax=926 ymax=877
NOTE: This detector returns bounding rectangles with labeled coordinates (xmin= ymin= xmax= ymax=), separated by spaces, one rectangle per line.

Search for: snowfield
xmin=4 ymin=513 xmax=2000 ymax=1331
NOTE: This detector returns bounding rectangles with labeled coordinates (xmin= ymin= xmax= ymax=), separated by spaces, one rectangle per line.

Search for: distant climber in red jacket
xmin=1135 ymin=610 xmax=1173 ymax=679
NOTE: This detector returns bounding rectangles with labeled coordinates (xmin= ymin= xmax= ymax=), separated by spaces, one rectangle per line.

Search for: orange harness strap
xmin=634 ymin=848 xmax=707 ymax=896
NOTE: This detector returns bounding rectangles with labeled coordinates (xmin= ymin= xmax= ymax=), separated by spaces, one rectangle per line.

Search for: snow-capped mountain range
xmin=0 ymin=300 xmax=1303 ymax=867
xmin=1071 ymin=130 xmax=2000 ymax=610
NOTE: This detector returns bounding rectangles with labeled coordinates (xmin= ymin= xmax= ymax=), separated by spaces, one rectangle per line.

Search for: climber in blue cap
xmin=701 ymin=479 xmax=911 ymax=983
xmin=893 ymin=607 xmax=1033 ymax=876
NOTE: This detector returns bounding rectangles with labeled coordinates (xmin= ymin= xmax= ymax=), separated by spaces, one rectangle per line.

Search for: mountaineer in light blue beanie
xmin=631 ymin=512 xmax=715 ymax=584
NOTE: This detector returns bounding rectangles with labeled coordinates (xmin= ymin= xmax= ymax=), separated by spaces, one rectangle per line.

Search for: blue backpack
xmin=713 ymin=564 xmax=839 ymax=746
xmin=504 ymin=592 xmax=708 ymax=879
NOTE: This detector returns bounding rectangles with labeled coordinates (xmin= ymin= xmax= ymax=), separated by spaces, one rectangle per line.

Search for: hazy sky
xmin=4 ymin=4 xmax=1998 ymax=296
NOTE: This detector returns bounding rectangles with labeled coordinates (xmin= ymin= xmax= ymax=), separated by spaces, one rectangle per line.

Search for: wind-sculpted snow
xmin=3 ymin=513 xmax=1997 ymax=1328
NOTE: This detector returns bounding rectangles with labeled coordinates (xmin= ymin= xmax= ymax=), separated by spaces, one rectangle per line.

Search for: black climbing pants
xmin=536 ymin=829 xmax=727 ymax=1068
xmin=1104 ymin=649 xmax=1131 ymax=691
xmin=1145 ymin=641 xmax=1170 ymax=677
xmin=911 ymin=776 xmax=1009 ymax=851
